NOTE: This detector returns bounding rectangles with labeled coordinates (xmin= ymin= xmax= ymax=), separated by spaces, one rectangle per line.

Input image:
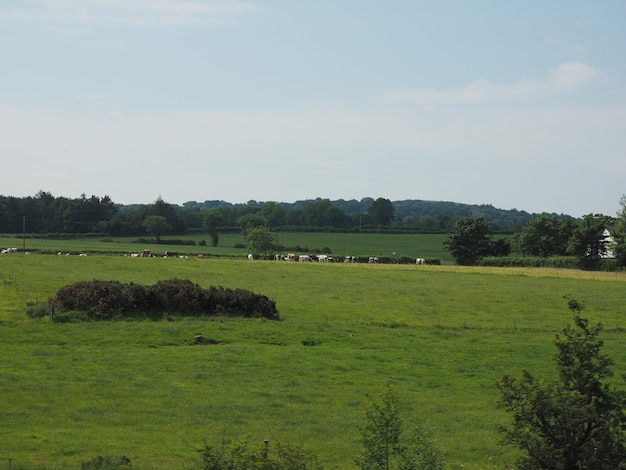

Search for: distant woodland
xmin=0 ymin=191 xmax=567 ymax=236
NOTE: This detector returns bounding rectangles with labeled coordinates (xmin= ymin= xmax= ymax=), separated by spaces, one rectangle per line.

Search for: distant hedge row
xmin=31 ymin=278 xmax=279 ymax=321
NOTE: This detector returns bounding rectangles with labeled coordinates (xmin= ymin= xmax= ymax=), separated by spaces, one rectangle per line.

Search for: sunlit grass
xmin=1 ymin=252 xmax=625 ymax=468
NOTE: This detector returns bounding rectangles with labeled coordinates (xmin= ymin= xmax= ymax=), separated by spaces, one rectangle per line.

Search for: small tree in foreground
xmin=355 ymin=385 xmax=445 ymax=470
xmin=497 ymin=305 xmax=626 ymax=469
xmin=196 ymin=436 xmax=324 ymax=470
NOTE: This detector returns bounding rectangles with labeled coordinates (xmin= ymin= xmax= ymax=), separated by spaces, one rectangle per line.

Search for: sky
xmin=1 ymin=1 xmax=625 ymax=217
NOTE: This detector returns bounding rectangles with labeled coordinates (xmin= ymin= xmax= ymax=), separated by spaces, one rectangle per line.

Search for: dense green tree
xmin=285 ymin=209 xmax=303 ymax=226
xmin=148 ymin=196 xmax=185 ymax=233
xmin=497 ymin=310 xmax=626 ymax=469
xmin=302 ymin=199 xmax=347 ymax=228
xmin=237 ymin=213 xmax=265 ymax=236
xmin=202 ymin=211 xmax=223 ymax=247
xmin=259 ymin=201 xmax=287 ymax=228
xmin=142 ymin=215 xmax=172 ymax=242
xmin=514 ymin=215 xmax=572 ymax=257
xmin=355 ymin=385 xmax=445 ymax=470
xmin=202 ymin=211 xmax=223 ymax=232
xmin=567 ymin=213 xmax=614 ymax=267
xmin=443 ymin=216 xmax=493 ymax=265
xmin=368 ymin=198 xmax=395 ymax=227
xmin=612 ymin=195 xmax=626 ymax=264
xmin=490 ymin=237 xmax=512 ymax=257
xmin=245 ymin=226 xmax=279 ymax=259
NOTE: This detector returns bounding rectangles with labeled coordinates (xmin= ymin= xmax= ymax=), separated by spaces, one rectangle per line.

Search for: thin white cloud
xmin=0 ymin=0 xmax=261 ymax=24
xmin=382 ymin=62 xmax=601 ymax=106
xmin=540 ymin=32 xmax=587 ymax=54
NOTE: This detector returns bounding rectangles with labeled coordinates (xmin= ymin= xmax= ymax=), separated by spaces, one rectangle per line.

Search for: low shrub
xmin=46 ymin=278 xmax=279 ymax=321
xmin=196 ymin=437 xmax=324 ymax=470
xmin=81 ymin=455 xmax=132 ymax=469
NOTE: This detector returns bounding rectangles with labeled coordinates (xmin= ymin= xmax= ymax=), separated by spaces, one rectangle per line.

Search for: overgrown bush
xmin=196 ymin=437 xmax=324 ymax=470
xmin=46 ymin=278 xmax=279 ymax=321
xmin=81 ymin=455 xmax=132 ymax=469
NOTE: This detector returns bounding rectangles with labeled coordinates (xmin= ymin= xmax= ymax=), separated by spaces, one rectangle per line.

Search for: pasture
xmin=2 ymin=232 xmax=453 ymax=263
xmin=1 ymin=249 xmax=626 ymax=469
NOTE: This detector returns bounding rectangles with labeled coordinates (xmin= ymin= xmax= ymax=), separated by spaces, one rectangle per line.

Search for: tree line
xmin=0 ymin=192 xmax=554 ymax=236
xmin=443 ymin=196 xmax=626 ymax=269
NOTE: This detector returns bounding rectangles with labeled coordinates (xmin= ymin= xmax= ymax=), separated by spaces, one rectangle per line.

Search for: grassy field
xmin=1 ymin=232 xmax=454 ymax=263
xmin=1 ymin=247 xmax=626 ymax=469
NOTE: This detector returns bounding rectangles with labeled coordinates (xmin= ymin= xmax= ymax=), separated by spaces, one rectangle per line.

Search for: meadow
xmin=1 ymin=235 xmax=626 ymax=469
xmin=4 ymin=232 xmax=454 ymax=263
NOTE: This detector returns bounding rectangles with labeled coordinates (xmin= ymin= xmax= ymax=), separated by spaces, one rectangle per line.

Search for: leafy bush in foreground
xmin=46 ymin=278 xmax=279 ymax=321
xmin=81 ymin=455 xmax=132 ymax=469
xmin=196 ymin=437 xmax=324 ymax=470
xmin=497 ymin=313 xmax=626 ymax=469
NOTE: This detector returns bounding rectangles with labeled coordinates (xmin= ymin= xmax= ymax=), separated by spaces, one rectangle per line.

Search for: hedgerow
xmin=479 ymin=256 xmax=623 ymax=271
xmin=31 ymin=278 xmax=279 ymax=321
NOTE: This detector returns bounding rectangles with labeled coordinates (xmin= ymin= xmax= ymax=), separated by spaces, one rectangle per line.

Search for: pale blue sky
xmin=1 ymin=1 xmax=624 ymax=217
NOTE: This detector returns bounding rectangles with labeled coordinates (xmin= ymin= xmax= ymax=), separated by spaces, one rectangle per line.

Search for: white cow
xmin=248 ymin=254 xmax=254 ymax=260
xmin=299 ymin=255 xmax=312 ymax=262
xmin=416 ymin=258 xmax=426 ymax=265
xmin=368 ymin=257 xmax=379 ymax=263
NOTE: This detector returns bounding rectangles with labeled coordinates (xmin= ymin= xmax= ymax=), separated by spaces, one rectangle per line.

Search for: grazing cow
xmin=140 ymin=249 xmax=151 ymax=258
xmin=299 ymin=255 xmax=312 ymax=262
xmin=164 ymin=251 xmax=179 ymax=258
xmin=316 ymin=254 xmax=328 ymax=262
xmin=416 ymin=258 xmax=426 ymax=265
xmin=344 ymin=256 xmax=356 ymax=263
xmin=248 ymin=254 xmax=254 ymax=260
xmin=368 ymin=257 xmax=379 ymax=263
xmin=197 ymin=254 xmax=205 ymax=259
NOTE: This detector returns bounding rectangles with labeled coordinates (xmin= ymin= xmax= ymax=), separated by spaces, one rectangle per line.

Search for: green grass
xmin=1 ymin=232 xmax=453 ymax=263
xmin=1 ymin=251 xmax=626 ymax=469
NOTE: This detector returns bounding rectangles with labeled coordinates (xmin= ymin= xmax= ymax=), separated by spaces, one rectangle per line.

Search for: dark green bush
xmin=48 ymin=278 xmax=279 ymax=321
xmin=81 ymin=455 xmax=132 ymax=469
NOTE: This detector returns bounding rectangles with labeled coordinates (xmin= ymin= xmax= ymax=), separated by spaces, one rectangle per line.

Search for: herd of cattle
xmin=2 ymin=247 xmax=429 ymax=265
xmin=129 ymin=250 xmax=429 ymax=264
xmin=251 ymin=253 xmax=428 ymax=264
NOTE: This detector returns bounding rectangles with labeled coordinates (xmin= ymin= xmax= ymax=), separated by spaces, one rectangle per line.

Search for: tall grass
xmin=1 ymin=253 xmax=625 ymax=469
